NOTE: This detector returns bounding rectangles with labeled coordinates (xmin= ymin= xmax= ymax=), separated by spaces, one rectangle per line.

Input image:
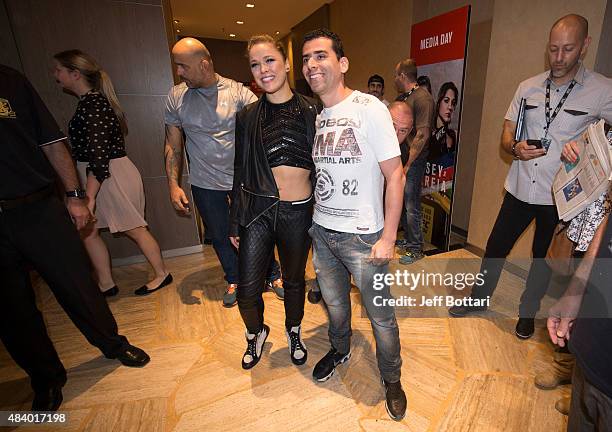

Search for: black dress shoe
xmin=114 ymin=345 xmax=150 ymax=367
xmin=515 ymin=318 xmax=535 ymax=339
xmin=134 ymin=273 xmax=173 ymax=296
xmin=103 ymin=286 xmax=119 ymax=297
xmin=32 ymin=386 xmax=63 ymax=411
xmin=448 ymin=302 xmax=488 ymax=317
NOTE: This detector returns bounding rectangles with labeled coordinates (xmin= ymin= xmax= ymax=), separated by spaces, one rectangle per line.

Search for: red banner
xmin=410 ymin=5 xmax=470 ymax=66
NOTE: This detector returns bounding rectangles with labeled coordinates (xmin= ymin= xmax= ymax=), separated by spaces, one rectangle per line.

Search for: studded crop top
xmin=260 ymin=95 xmax=314 ymax=171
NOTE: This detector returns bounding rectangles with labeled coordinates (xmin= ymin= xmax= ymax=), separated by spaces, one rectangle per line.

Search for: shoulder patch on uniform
xmin=0 ymin=98 xmax=17 ymax=118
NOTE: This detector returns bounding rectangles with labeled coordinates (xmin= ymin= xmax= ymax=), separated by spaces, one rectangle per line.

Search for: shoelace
xmin=245 ymin=336 xmax=257 ymax=360
xmin=288 ymin=331 xmax=305 ymax=357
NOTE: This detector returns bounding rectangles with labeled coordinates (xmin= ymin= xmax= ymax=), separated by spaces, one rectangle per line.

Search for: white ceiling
xmin=170 ymin=0 xmax=332 ymax=41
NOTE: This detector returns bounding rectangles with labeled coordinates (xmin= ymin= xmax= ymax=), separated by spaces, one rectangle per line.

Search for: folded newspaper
xmin=553 ymin=119 xmax=612 ymax=221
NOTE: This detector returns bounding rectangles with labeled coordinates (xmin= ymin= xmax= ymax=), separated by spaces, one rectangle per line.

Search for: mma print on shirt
xmin=312 ymin=90 xmax=400 ymax=234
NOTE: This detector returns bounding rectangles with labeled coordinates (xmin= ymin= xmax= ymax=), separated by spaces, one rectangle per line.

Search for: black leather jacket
xmin=229 ymin=92 xmax=320 ymax=236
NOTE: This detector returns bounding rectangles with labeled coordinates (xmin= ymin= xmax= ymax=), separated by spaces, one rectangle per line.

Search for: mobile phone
xmin=527 ymin=139 xmax=543 ymax=149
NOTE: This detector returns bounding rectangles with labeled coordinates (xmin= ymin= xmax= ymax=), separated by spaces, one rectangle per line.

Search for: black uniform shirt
xmin=570 ymin=218 xmax=612 ymax=399
xmin=0 ymin=65 xmax=66 ymax=200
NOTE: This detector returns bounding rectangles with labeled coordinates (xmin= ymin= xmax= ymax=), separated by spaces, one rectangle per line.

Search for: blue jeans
xmin=310 ymin=223 xmax=402 ymax=382
xmin=403 ymin=160 xmax=425 ymax=252
xmin=191 ymin=186 xmax=280 ymax=284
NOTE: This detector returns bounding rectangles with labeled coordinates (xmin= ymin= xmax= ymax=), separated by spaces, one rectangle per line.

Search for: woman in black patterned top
xmin=229 ymin=35 xmax=320 ymax=369
xmin=53 ymin=50 xmax=171 ymax=297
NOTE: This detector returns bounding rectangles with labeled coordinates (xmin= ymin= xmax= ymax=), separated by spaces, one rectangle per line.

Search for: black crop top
xmin=261 ymin=95 xmax=314 ymax=171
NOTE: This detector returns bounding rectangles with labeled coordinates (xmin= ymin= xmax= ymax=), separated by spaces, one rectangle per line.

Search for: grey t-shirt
xmin=164 ymin=74 xmax=257 ymax=190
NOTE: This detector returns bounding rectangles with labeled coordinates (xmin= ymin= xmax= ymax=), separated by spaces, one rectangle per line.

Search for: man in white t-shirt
xmin=302 ymin=28 xmax=407 ymax=421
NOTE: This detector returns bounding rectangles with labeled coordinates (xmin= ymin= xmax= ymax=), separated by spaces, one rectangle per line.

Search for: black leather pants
xmin=237 ymin=197 xmax=313 ymax=334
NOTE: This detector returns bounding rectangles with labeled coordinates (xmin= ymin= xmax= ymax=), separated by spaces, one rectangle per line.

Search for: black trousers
xmin=471 ymin=192 xmax=558 ymax=317
xmin=237 ymin=198 xmax=313 ymax=334
xmin=0 ymin=195 xmax=129 ymax=391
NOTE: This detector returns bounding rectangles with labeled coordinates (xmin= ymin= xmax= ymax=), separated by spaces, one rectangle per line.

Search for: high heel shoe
xmin=102 ymin=286 xmax=119 ymax=297
xmin=134 ymin=273 xmax=173 ymax=296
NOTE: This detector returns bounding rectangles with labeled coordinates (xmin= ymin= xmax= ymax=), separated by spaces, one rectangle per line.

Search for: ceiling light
xmin=236 ymin=20 xmax=244 ymax=25
xmin=246 ymin=3 xmax=255 ymax=8
xmin=173 ymin=19 xmax=179 ymax=24
xmin=229 ymin=33 xmax=236 ymax=38
xmin=275 ymin=31 xmax=280 ymax=35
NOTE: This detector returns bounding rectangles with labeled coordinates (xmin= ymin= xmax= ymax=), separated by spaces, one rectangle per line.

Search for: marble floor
xmin=0 ymin=247 xmax=569 ymax=431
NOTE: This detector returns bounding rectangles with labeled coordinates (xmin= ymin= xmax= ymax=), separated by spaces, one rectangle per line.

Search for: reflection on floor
xmin=0 ymin=247 xmax=568 ymax=431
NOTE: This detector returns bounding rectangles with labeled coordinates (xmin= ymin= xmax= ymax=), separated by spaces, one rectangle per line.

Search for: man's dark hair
xmin=368 ymin=74 xmax=384 ymax=87
xmin=417 ymin=75 xmax=431 ymax=94
xmin=303 ymin=28 xmax=345 ymax=59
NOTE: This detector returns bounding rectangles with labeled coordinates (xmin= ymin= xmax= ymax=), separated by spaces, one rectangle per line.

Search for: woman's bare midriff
xmin=272 ymin=166 xmax=312 ymax=202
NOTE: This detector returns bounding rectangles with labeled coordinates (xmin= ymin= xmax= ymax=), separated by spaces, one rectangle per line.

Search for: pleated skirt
xmin=77 ymin=156 xmax=147 ymax=233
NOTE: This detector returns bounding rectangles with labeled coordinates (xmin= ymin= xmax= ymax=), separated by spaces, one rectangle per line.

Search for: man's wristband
xmin=65 ymin=189 xmax=86 ymax=199
xmin=511 ymin=141 xmax=520 ymax=159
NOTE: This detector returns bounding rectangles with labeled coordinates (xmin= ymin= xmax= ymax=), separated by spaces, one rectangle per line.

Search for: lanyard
xmin=398 ymin=84 xmax=419 ymax=102
xmin=544 ymin=79 xmax=576 ymax=136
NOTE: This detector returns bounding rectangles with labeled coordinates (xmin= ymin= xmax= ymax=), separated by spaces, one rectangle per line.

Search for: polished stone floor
xmin=0 ymin=247 xmax=568 ymax=431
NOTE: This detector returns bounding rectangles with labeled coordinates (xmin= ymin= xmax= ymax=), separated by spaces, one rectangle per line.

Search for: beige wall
xmin=290 ymin=4 xmax=330 ymax=95
xmin=199 ymin=37 xmax=250 ymax=84
xmin=329 ymin=0 xmax=413 ymax=97
xmin=595 ymin=1 xmax=612 ymax=76
xmin=5 ymin=0 xmax=201 ymax=259
xmin=467 ymin=0 xmax=608 ymax=261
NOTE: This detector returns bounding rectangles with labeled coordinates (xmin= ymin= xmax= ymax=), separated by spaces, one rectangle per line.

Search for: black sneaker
xmin=242 ymin=324 xmax=270 ymax=369
xmin=286 ymin=325 xmax=308 ymax=365
xmin=307 ymin=289 xmax=322 ymax=304
xmin=515 ymin=318 xmax=534 ymax=339
xmin=312 ymin=347 xmax=351 ymax=382
xmin=382 ymin=378 xmax=407 ymax=421
xmin=448 ymin=302 xmax=488 ymax=317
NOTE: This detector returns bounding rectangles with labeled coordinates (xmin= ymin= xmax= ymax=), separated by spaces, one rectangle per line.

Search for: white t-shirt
xmin=312 ymin=90 xmax=400 ymax=234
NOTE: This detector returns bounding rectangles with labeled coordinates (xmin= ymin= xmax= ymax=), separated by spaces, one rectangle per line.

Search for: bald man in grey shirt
xmin=164 ymin=38 xmax=281 ymax=306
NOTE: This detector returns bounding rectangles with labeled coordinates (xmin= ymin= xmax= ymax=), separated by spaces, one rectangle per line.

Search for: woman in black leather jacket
xmin=229 ymin=34 xmax=319 ymax=370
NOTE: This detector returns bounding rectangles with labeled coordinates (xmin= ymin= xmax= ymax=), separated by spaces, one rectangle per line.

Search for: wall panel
xmin=6 ymin=0 xmax=200 ymax=260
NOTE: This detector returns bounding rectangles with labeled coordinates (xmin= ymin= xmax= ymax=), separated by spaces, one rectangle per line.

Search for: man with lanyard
xmin=164 ymin=38 xmax=282 ymax=307
xmin=449 ymin=14 xmax=612 ymax=340
xmin=0 ymin=65 xmax=150 ymax=411
xmin=393 ymin=58 xmax=434 ymax=263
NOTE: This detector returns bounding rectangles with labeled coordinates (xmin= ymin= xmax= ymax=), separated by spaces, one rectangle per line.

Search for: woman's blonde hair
xmin=246 ymin=34 xmax=287 ymax=60
xmin=54 ymin=49 xmax=128 ymax=135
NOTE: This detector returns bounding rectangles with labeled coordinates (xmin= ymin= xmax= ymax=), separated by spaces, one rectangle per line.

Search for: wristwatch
xmin=511 ymin=141 xmax=520 ymax=160
xmin=65 ymin=189 xmax=87 ymax=199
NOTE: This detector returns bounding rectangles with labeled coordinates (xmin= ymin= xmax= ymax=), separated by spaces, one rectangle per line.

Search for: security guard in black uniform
xmin=0 ymin=65 xmax=150 ymax=411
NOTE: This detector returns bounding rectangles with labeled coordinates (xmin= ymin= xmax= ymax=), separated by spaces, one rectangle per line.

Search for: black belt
xmin=0 ymin=185 xmax=55 ymax=212
xmin=322 ymin=226 xmax=343 ymax=234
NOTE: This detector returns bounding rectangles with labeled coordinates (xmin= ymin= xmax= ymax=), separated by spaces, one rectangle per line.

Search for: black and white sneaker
xmin=241 ymin=324 xmax=270 ymax=370
xmin=382 ymin=378 xmax=407 ymax=421
xmin=312 ymin=347 xmax=351 ymax=382
xmin=286 ymin=325 xmax=308 ymax=365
